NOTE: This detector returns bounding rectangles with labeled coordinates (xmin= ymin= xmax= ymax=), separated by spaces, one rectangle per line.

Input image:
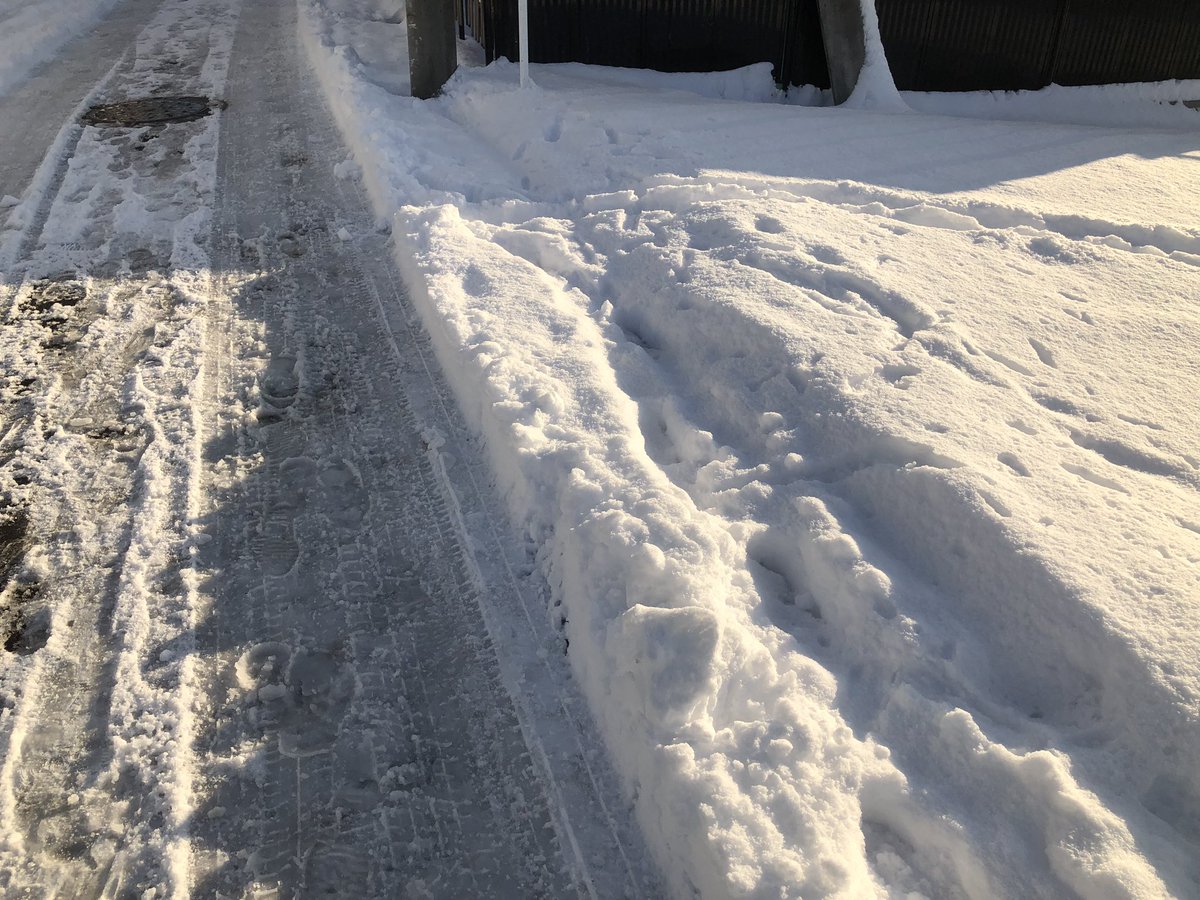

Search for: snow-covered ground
xmin=903 ymin=82 xmax=1200 ymax=130
xmin=0 ymin=0 xmax=125 ymax=97
xmin=0 ymin=0 xmax=654 ymax=895
xmin=0 ymin=0 xmax=1195 ymax=894
xmin=301 ymin=1 xmax=1200 ymax=897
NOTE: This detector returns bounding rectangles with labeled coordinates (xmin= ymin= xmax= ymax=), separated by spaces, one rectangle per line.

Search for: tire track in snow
xmin=0 ymin=0 xmax=240 ymax=893
xmin=186 ymin=0 xmax=628 ymax=895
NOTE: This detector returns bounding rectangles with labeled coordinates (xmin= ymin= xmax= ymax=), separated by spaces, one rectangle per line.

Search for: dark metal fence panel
xmin=1051 ymin=0 xmax=1200 ymax=85
xmin=1166 ymin=5 xmax=1200 ymax=75
xmin=876 ymin=0 xmax=1200 ymax=91
xmin=779 ymin=0 xmax=829 ymax=89
xmin=478 ymin=0 xmax=831 ymax=87
xmin=472 ymin=0 xmax=1200 ymax=92
xmin=578 ymin=0 xmax=646 ymax=68
xmin=878 ymin=1 xmax=1061 ymax=92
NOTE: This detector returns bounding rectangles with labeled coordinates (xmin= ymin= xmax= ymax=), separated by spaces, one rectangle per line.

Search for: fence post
xmin=817 ymin=0 xmax=866 ymax=103
xmin=518 ymin=0 xmax=530 ymax=86
xmin=408 ymin=0 xmax=458 ymax=99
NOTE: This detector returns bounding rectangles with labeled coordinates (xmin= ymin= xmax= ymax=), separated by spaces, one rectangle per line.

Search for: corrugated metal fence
xmin=466 ymin=0 xmax=1200 ymax=92
xmin=879 ymin=0 xmax=1200 ymax=91
xmin=468 ymin=0 xmax=830 ymax=87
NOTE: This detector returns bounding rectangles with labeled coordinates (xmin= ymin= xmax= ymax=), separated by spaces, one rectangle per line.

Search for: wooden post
xmin=817 ymin=0 xmax=866 ymax=104
xmin=408 ymin=0 xmax=458 ymax=99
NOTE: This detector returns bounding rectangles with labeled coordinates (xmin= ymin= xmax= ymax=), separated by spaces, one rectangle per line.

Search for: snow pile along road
xmin=301 ymin=0 xmax=1200 ymax=896
xmin=0 ymin=0 xmax=125 ymax=97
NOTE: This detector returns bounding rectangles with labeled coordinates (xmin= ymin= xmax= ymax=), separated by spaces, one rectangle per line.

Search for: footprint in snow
xmin=257 ymin=354 xmax=300 ymax=423
xmin=235 ymin=642 xmax=357 ymax=757
xmin=878 ymin=362 xmax=921 ymax=387
xmin=998 ymin=452 xmax=1031 ymax=477
xmin=1028 ymin=338 xmax=1057 ymax=368
xmin=263 ymin=421 xmax=308 ymax=460
xmin=254 ymin=508 xmax=301 ymax=577
xmin=1062 ymin=462 xmax=1129 ymax=494
xmin=236 ymin=641 xmax=291 ymax=696
xmin=278 ymin=647 xmax=358 ymax=758
xmin=754 ymin=215 xmax=785 ymax=235
xmin=319 ymin=458 xmax=369 ymax=531
xmin=277 ymin=232 xmax=305 ymax=258
xmin=806 ymin=242 xmax=845 ymax=265
xmin=259 ymin=355 xmax=299 ymax=408
xmin=1027 ymin=235 xmax=1086 ymax=264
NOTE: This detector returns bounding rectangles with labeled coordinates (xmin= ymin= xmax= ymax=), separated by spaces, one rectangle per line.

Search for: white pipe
xmin=518 ymin=0 xmax=529 ymax=87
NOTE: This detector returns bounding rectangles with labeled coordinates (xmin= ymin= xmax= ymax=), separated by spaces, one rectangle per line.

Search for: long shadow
xmin=181 ymin=257 xmax=577 ymax=897
xmin=464 ymin=64 xmax=1200 ymax=217
xmin=178 ymin=0 xmax=582 ymax=894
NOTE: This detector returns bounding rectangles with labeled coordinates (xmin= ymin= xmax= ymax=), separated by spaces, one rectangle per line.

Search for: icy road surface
xmin=0 ymin=0 xmax=656 ymax=896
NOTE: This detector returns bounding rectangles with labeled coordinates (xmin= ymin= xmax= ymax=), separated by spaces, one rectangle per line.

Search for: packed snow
xmin=301 ymin=0 xmax=1200 ymax=896
xmin=0 ymin=0 xmax=651 ymax=895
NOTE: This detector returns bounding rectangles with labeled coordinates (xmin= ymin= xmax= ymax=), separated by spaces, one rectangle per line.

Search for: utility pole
xmin=817 ymin=0 xmax=866 ymax=104
xmin=407 ymin=0 xmax=458 ymax=99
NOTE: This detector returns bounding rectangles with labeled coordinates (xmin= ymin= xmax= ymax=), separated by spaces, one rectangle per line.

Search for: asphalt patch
xmin=82 ymin=96 xmax=223 ymax=128
xmin=0 ymin=508 xmax=27 ymax=586
xmin=27 ymin=277 xmax=86 ymax=311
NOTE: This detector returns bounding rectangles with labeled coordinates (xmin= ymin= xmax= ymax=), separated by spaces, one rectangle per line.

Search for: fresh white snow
xmin=842 ymin=0 xmax=906 ymax=111
xmin=300 ymin=0 xmax=1200 ymax=896
xmin=903 ymin=81 xmax=1200 ymax=130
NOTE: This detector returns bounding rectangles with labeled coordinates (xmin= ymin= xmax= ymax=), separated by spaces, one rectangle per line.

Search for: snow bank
xmin=0 ymin=0 xmax=122 ymax=97
xmin=301 ymin=0 xmax=1200 ymax=896
xmin=904 ymin=81 xmax=1200 ymax=130
xmin=523 ymin=61 xmax=783 ymax=104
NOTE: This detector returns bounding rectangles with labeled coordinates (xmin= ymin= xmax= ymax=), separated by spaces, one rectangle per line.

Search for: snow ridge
xmin=299 ymin=1 xmax=1200 ymax=896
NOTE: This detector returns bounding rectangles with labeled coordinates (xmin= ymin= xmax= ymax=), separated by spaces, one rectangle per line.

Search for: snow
xmin=0 ymin=0 xmax=242 ymax=891
xmin=0 ymin=0 xmax=1195 ymax=892
xmin=0 ymin=0 xmax=122 ymax=97
xmin=904 ymin=81 xmax=1200 ymax=130
xmin=300 ymin=0 xmax=1200 ymax=897
xmin=843 ymin=0 xmax=906 ymax=111
xmin=2 ymin=0 xmax=654 ymax=894
xmin=532 ymin=61 xmax=787 ymax=104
